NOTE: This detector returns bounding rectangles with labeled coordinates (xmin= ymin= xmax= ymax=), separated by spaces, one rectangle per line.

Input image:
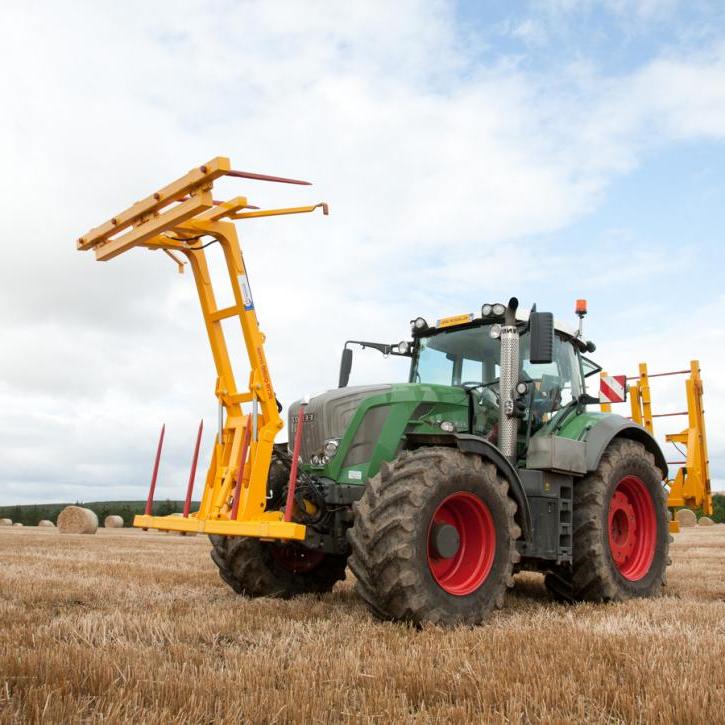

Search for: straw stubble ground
xmin=0 ymin=526 xmax=723 ymax=724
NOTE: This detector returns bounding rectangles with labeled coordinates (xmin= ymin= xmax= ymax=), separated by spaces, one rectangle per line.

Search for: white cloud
xmin=1 ymin=1 xmax=724 ymax=503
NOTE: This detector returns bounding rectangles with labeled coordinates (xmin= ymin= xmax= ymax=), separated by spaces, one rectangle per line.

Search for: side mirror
xmin=339 ymin=348 xmax=353 ymax=388
xmin=529 ymin=309 xmax=554 ymax=364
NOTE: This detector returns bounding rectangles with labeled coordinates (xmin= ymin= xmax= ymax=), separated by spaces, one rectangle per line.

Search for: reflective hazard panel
xmin=600 ymin=375 xmax=627 ymax=403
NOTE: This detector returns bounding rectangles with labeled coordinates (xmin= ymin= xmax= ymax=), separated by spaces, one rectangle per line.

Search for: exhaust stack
xmin=498 ymin=298 xmax=520 ymax=461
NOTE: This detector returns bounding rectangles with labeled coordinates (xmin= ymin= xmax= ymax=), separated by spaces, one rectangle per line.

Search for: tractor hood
xmin=290 ymin=383 xmax=470 ymax=482
xmin=289 ymin=385 xmax=392 ymax=463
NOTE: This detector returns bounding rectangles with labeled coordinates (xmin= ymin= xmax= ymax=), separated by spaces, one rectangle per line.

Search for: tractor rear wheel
xmin=545 ymin=439 xmax=670 ymax=602
xmin=209 ymin=536 xmax=347 ymax=598
xmin=348 ymin=447 xmax=520 ymax=626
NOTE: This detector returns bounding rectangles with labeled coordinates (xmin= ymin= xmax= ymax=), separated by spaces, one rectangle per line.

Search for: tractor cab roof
xmin=419 ymin=309 xmax=594 ymax=353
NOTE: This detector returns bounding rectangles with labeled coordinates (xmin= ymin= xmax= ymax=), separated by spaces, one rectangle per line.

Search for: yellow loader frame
xmin=77 ymin=157 xmax=327 ymax=540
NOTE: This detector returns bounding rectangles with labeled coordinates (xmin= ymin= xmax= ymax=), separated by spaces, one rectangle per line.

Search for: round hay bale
xmin=104 ymin=515 xmax=124 ymax=528
xmin=0 ymin=518 xmax=12 ymax=526
xmin=697 ymin=516 xmax=714 ymax=527
xmin=38 ymin=520 xmax=55 ymax=528
xmin=57 ymin=506 xmax=98 ymax=535
xmin=12 ymin=522 xmax=24 ymax=527
xmin=675 ymin=508 xmax=697 ymax=528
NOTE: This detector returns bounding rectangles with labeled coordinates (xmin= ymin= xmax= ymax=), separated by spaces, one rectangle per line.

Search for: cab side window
xmin=521 ymin=335 xmax=582 ymax=425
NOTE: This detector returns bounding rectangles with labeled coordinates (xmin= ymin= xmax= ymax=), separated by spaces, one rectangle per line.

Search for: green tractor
xmin=210 ymin=297 xmax=670 ymax=625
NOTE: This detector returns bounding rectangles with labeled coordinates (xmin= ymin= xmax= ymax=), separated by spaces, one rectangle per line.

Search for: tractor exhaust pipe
xmin=498 ymin=298 xmax=519 ymax=462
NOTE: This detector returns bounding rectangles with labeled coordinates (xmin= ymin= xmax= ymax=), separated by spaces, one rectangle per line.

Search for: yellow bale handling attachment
xmin=76 ymin=157 xmax=327 ymax=540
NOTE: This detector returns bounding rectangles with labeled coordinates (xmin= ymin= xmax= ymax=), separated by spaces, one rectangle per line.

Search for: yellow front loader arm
xmin=77 ymin=157 xmax=327 ymax=540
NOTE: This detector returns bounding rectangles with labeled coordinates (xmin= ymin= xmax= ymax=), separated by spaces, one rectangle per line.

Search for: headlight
xmin=397 ymin=341 xmax=410 ymax=354
xmin=411 ymin=317 xmax=428 ymax=332
xmin=489 ymin=323 xmax=502 ymax=339
xmin=440 ymin=420 xmax=455 ymax=432
xmin=492 ymin=303 xmax=506 ymax=316
xmin=515 ymin=381 xmax=528 ymax=396
xmin=323 ymin=438 xmax=340 ymax=459
xmin=481 ymin=303 xmax=493 ymax=317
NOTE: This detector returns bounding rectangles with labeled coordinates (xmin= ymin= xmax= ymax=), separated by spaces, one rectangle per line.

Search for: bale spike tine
xmin=145 ymin=424 xmax=165 ymax=516
xmin=226 ymin=169 xmax=312 ymax=185
xmin=231 ymin=416 xmax=252 ymax=520
xmin=284 ymin=405 xmax=306 ymax=522
xmin=183 ymin=420 xmax=204 ymax=518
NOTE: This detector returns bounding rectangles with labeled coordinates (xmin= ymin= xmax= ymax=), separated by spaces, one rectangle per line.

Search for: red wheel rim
xmin=608 ymin=475 xmax=657 ymax=581
xmin=427 ymin=492 xmax=496 ymax=596
xmin=270 ymin=544 xmax=325 ymax=574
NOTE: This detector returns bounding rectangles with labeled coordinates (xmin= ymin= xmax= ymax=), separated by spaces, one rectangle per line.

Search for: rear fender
xmin=584 ymin=416 xmax=667 ymax=479
xmin=405 ymin=432 xmax=532 ymax=542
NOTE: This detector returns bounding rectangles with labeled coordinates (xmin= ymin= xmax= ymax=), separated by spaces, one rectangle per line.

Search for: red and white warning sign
xmin=599 ymin=375 xmax=627 ymax=404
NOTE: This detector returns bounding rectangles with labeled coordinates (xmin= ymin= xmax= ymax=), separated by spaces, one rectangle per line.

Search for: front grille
xmin=288 ymin=385 xmax=391 ymax=461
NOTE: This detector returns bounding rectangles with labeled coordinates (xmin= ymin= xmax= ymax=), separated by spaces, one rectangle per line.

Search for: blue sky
xmin=458 ymin=1 xmax=724 ymax=71
xmin=0 ymin=0 xmax=724 ymax=504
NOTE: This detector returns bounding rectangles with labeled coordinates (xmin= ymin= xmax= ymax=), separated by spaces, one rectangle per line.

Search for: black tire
xmin=545 ymin=439 xmax=670 ymax=603
xmin=209 ymin=445 xmax=346 ymax=598
xmin=209 ymin=536 xmax=347 ymax=598
xmin=348 ymin=447 xmax=521 ymax=626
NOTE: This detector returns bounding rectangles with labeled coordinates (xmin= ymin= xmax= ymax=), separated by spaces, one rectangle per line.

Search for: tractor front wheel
xmin=348 ymin=447 xmax=520 ymax=626
xmin=209 ymin=444 xmax=346 ymax=598
xmin=210 ymin=536 xmax=347 ymax=598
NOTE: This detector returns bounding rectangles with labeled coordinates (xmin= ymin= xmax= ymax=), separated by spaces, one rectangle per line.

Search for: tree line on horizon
xmin=0 ymin=500 xmax=200 ymax=527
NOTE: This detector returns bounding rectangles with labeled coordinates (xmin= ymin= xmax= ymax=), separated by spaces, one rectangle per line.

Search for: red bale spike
xmin=231 ymin=416 xmax=252 ymax=520
xmin=183 ymin=419 xmax=204 ymax=518
xmin=226 ymin=169 xmax=312 ymax=186
xmin=284 ymin=404 xmax=307 ymax=522
xmin=145 ymin=424 xmax=165 ymax=516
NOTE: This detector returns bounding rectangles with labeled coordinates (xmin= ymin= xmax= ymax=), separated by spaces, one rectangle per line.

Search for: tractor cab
xmin=340 ymin=305 xmax=597 ymax=460
xmin=409 ymin=310 xmax=590 ymax=442
xmin=410 ymin=316 xmax=584 ymax=435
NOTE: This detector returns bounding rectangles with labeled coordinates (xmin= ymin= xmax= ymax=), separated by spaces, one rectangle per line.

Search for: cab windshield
xmin=411 ymin=323 xmax=583 ymax=410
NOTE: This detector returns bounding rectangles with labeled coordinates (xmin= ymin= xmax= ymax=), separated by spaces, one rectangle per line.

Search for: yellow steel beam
xmin=95 ymin=191 xmax=213 ymax=261
xmin=638 ymin=362 xmax=653 ymax=434
xmin=629 ymin=384 xmax=642 ymax=426
xmin=77 ymin=156 xmax=230 ymax=250
xmin=230 ymin=202 xmax=328 ymax=220
xmin=133 ymin=513 xmax=306 ymax=540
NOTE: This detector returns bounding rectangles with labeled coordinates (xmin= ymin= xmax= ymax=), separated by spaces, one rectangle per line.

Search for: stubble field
xmin=0 ymin=525 xmax=723 ymax=724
